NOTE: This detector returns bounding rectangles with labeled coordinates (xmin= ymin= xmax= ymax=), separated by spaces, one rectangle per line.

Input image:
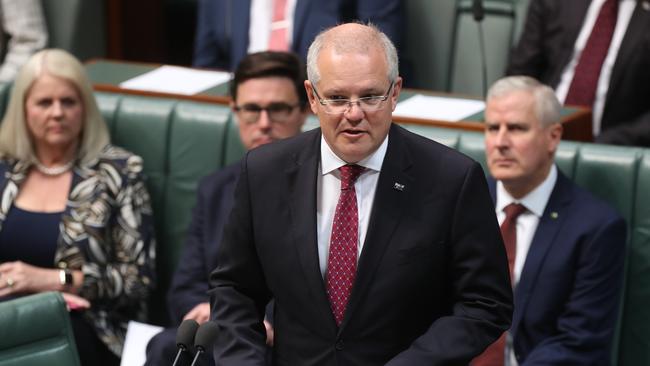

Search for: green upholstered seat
xmin=554 ymin=141 xmax=579 ymax=179
xmin=163 ymin=100 xmax=231 ymax=303
xmin=617 ymin=150 xmax=650 ymax=366
xmin=0 ymin=292 xmax=81 ymax=366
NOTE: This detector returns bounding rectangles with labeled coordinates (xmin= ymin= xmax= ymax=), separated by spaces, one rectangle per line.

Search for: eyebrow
xmin=321 ymin=86 xmax=386 ymax=97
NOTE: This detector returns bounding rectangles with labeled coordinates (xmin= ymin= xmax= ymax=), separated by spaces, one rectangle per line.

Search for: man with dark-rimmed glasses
xmin=210 ymin=23 xmax=512 ymax=365
xmin=145 ymin=51 xmax=308 ymax=366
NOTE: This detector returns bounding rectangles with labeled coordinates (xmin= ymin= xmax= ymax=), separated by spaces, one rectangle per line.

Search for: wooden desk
xmin=86 ymin=59 xmax=593 ymax=142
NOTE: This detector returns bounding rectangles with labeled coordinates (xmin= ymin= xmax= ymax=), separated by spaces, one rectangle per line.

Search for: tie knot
xmin=504 ymin=203 xmax=527 ymax=220
xmin=339 ymin=164 xmax=365 ymax=190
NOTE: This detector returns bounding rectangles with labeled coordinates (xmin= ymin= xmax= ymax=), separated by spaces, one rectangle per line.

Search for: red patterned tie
xmin=326 ymin=164 xmax=365 ymax=326
xmin=564 ymin=0 xmax=618 ymax=107
xmin=268 ymin=0 xmax=289 ymax=51
xmin=473 ymin=203 xmax=527 ymax=366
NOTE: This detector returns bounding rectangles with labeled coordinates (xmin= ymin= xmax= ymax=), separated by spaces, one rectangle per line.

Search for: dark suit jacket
xmin=193 ymin=0 xmax=403 ymax=71
xmin=167 ymin=163 xmax=239 ymax=323
xmin=488 ymin=171 xmax=626 ymax=365
xmin=506 ymin=0 xmax=650 ymax=146
xmin=209 ymin=124 xmax=513 ymax=365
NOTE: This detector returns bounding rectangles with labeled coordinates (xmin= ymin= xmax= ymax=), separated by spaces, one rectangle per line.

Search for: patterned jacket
xmin=0 ymin=145 xmax=156 ymax=355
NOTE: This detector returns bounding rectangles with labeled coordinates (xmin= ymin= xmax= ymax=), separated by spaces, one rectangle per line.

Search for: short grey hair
xmin=306 ymin=22 xmax=399 ymax=85
xmin=0 ymin=49 xmax=109 ymax=165
xmin=487 ymin=75 xmax=561 ymax=127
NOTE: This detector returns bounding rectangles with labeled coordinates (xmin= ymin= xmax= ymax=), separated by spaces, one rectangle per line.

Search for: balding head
xmin=306 ymin=23 xmax=398 ymax=85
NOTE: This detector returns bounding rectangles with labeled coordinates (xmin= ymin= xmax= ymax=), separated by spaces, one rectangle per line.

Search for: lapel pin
xmin=644 ymin=0 xmax=650 ymax=11
xmin=393 ymin=182 xmax=405 ymax=191
xmin=550 ymin=212 xmax=558 ymax=219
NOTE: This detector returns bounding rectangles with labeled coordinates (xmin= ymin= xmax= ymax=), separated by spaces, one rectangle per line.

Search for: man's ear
xmin=390 ymin=77 xmax=403 ymax=111
xmin=548 ymin=122 xmax=563 ymax=153
xmin=304 ymin=80 xmax=319 ymax=115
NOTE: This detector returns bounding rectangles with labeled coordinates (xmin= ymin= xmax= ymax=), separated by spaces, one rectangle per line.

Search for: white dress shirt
xmin=495 ymin=165 xmax=557 ymax=366
xmin=554 ymin=0 xmax=635 ymax=136
xmin=316 ymin=135 xmax=388 ymax=277
xmin=248 ymin=0 xmax=297 ymax=53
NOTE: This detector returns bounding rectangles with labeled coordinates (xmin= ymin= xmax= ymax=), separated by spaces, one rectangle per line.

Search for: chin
xmin=491 ymin=169 xmax=521 ymax=182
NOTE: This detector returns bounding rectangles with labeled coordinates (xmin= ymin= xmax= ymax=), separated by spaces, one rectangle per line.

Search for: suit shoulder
xmin=246 ymin=129 xmax=320 ymax=165
xmin=198 ymin=162 xmax=241 ymax=198
xmin=396 ymin=125 xmax=479 ymax=171
xmin=568 ymin=182 xmax=624 ymax=223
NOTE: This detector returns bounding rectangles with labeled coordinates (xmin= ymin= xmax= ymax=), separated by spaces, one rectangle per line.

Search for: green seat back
xmin=164 ymin=101 xmax=231 ymax=292
xmin=555 ymin=141 xmax=579 ymax=179
xmin=0 ymin=292 xmax=81 ymax=366
xmin=458 ymin=131 xmax=488 ymax=173
xmin=573 ymin=145 xmax=640 ymax=223
xmin=617 ymin=150 xmax=650 ymax=365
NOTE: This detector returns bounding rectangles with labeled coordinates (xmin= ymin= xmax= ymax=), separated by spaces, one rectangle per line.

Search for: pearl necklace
xmin=34 ymin=160 xmax=75 ymax=176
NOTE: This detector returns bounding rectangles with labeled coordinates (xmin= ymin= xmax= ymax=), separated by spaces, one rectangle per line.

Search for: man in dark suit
xmin=144 ymin=51 xmax=309 ymax=366
xmin=478 ymin=75 xmax=626 ymax=365
xmin=193 ymin=0 xmax=404 ymax=73
xmin=209 ymin=23 xmax=513 ymax=365
xmin=507 ymin=0 xmax=650 ymax=147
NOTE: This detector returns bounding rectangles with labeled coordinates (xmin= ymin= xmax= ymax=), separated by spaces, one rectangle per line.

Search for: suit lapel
xmin=285 ymin=130 xmax=337 ymax=331
xmin=511 ymin=172 xmax=573 ymax=335
xmin=605 ymin=0 xmax=650 ymax=121
xmin=552 ymin=0 xmax=592 ymax=85
xmin=340 ymin=125 xmax=414 ymax=331
xmin=292 ymin=0 xmax=311 ymax=51
xmin=230 ymin=0 xmax=251 ymax=66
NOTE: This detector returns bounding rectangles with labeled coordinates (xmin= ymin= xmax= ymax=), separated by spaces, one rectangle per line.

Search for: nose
xmin=343 ymin=102 xmax=364 ymax=122
xmin=257 ymin=110 xmax=273 ymax=131
xmin=494 ymin=126 xmax=510 ymax=148
xmin=51 ymin=101 xmax=64 ymax=117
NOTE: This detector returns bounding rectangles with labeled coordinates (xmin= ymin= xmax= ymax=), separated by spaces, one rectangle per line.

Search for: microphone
xmin=472 ymin=0 xmax=488 ymax=97
xmin=172 ymin=319 xmax=199 ymax=366
xmin=190 ymin=321 xmax=219 ymax=366
xmin=472 ymin=0 xmax=485 ymax=21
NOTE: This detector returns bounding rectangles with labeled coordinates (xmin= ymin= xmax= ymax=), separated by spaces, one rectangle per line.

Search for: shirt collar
xmin=496 ymin=164 xmax=557 ymax=217
xmin=320 ymin=134 xmax=388 ymax=175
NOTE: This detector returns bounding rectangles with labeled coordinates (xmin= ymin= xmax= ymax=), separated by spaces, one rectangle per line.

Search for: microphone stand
xmin=473 ymin=0 xmax=488 ymax=97
xmin=190 ymin=348 xmax=205 ymax=366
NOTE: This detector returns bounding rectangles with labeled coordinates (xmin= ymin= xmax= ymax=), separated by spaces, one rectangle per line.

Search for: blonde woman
xmin=0 ymin=49 xmax=155 ymax=365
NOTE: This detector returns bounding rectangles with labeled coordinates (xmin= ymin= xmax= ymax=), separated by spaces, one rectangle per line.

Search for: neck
xmin=502 ymin=164 xmax=553 ymax=200
xmin=35 ymin=143 xmax=78 ymax=167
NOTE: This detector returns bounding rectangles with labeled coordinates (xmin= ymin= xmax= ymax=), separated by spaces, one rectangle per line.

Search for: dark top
xmin=0 ymin=205 xmax=61 ymax=268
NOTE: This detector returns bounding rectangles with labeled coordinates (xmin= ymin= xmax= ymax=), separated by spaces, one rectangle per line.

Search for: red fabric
xmin=473 ymin=203 xmax=526 ymax=366
xmin=326 ymin=165 xmax=364 ymax=326
xmin=565 ymin=0 xmax=619 ymax=107
xmin=268 ymin=0 xmax=289 ymax=51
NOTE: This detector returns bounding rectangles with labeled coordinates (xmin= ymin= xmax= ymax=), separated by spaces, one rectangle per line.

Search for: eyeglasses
xmin=311 ymin=81 xmax=395 ymax=115
xmin=234 ymin=103 xmax=301 ymax=125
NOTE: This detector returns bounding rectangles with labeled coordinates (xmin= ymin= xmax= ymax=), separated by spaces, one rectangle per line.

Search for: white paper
xmin=119 ymin=65 xmax=231 ymax=95
xmin=120 ymin=321 xmax=164 ymax=366
xmin=393 ymin=94 xmax=485 ymax=122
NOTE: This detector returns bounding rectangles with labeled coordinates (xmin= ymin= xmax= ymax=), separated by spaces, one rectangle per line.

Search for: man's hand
xmin=183 ymin=302 xmax=211 ymax=324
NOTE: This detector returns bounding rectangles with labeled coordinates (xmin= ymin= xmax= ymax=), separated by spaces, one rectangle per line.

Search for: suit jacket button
xmin=335 ymin=340 xmax=344 ymax=351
